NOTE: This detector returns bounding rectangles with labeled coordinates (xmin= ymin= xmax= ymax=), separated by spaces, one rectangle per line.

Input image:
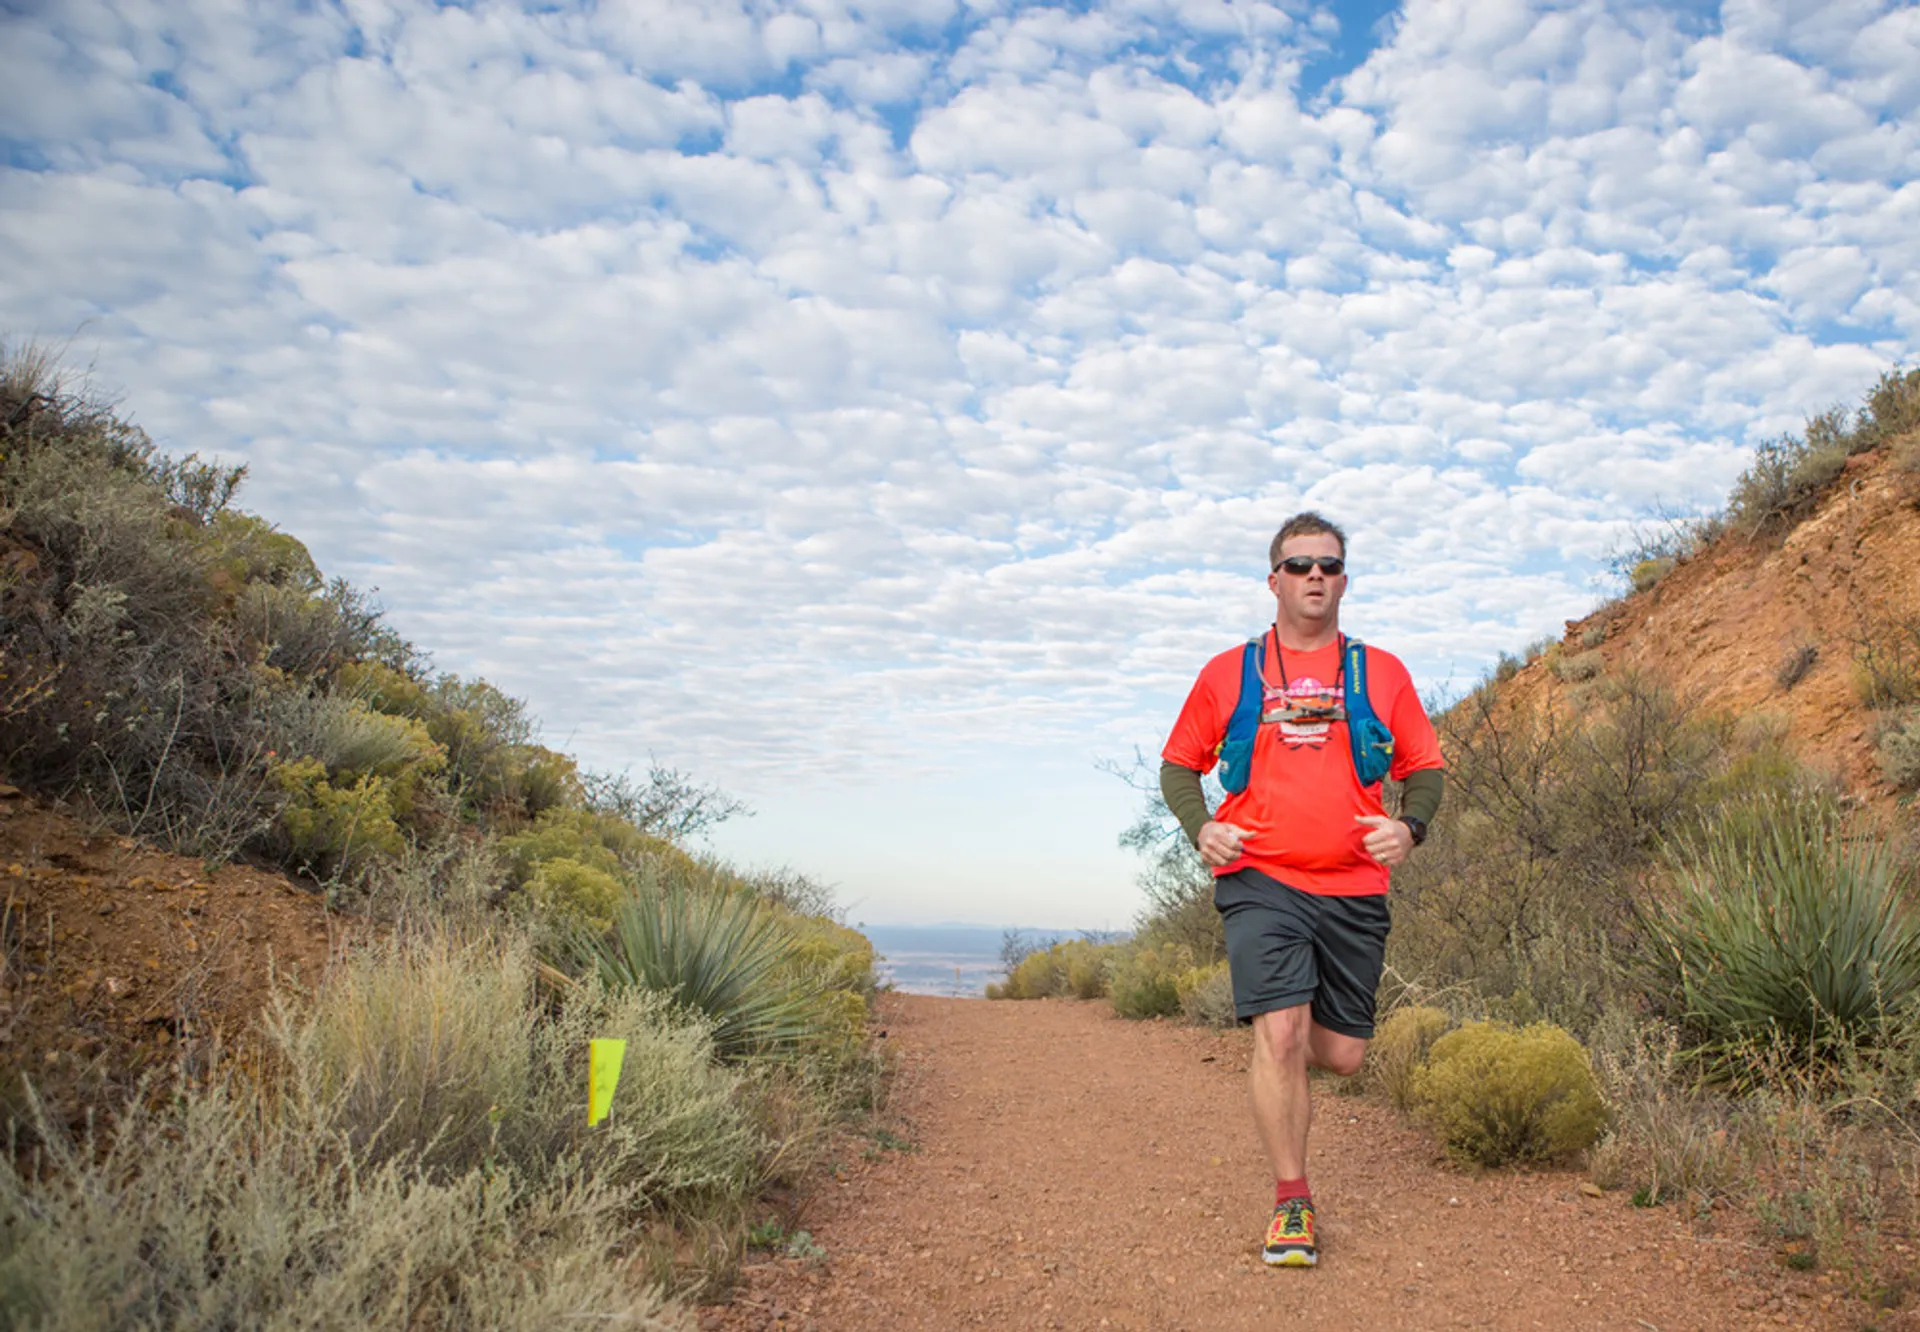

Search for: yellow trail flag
xmin=588 ymin=1038 xmax=627 ymax=1127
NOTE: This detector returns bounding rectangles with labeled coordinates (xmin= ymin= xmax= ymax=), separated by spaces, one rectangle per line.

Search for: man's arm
xmin=1399 ymin=767 xmax=1444 ymax=827
xmin=1161 ymin=761 xmax=1252 ymax=867
xmin=1159 ymin=760 xmax=1213 ymax=848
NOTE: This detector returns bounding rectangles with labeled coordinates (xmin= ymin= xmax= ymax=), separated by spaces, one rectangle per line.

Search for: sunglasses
xmin=1274 ymin=555 xmax=1345 ymax=576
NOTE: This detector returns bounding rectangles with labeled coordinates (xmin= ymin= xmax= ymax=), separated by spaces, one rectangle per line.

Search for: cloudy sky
xmin=3 ymin=0 xmax=1916 ymax=928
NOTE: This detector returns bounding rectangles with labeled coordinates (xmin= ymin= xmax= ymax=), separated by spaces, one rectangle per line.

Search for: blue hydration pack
xmin=1217 ymin=636 xmax=1395 ymax=793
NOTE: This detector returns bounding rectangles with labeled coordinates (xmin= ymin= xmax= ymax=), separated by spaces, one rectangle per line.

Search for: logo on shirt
xmin=1262 ymin=677 xmax=1345 ymax=748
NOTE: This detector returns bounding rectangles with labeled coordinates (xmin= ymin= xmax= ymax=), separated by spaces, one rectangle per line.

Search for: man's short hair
xmin=1270 ymin=512 xmax=1348 ymax=567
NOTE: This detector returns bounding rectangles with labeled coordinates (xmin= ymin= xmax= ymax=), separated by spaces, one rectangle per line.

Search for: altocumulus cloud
xmin=2 ymin=0 xmax=1917 ymax=918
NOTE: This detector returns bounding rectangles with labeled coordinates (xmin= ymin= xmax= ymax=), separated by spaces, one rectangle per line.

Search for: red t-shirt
xmin=1161 ymin=629 xmax=1444 ymax=896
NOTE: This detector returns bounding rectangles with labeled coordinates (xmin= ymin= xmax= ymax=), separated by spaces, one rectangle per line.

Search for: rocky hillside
xmin=1513 ymin=437 xmax=1920 ymax=803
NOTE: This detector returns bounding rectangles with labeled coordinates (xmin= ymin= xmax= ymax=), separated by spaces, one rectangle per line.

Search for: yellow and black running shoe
xmin=1263 ymin=1197 xmax=1317 ymax=1267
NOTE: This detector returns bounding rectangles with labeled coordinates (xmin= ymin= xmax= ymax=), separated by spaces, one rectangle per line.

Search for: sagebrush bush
xmin=269 ymin=756 xmax=407 ymax=879
xmin=1175 ymin=959 xmax=1236 ymax=1028
xmin=0 ymin=1078 xmax=690 ymax=1332
xmin=1368 ymin=1005 xmax=1450 ymax=1112
xmin=1410 ymin=1021 xmax=1608 ymax=1166
xmin=1877 ymin=709 xmax=1920 ymax=792
xmin=1552 ymin=649 xmax=1605 ymax=682
xmin=1109 ymin=941 xmax=1188 ymax=1020
xmin=276 ymin=935 xmax=764 ymax=1212
xmin=530 ymin=855 xmax=627 ymax=926
xmin=1638 ymin=795 xmax=1920 ymax=1077
xmin=1629 ymin=558 xmax=1674 ymax=593
xmin=280 ymin=933 xmax=537 ymax=1172
xmin=985 ymin=939 xmax=1113 ymax=1000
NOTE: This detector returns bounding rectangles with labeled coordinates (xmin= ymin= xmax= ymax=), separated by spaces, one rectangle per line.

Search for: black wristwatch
xmin=1399 ymin=816 xmax=1428 ymax=846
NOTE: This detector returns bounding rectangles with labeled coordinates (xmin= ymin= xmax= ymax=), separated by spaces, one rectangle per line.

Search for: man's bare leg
xmin=1249 ymin=1005 xmax=1370 ymax=1180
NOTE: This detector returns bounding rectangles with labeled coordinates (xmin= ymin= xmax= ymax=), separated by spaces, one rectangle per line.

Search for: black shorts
xmin=1214 ymin=868 xmax=1391 ymax=1038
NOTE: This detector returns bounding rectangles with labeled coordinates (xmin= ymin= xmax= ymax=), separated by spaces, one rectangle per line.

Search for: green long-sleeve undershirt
xmin=1158 ymin=759 xmax=1445 ymax=850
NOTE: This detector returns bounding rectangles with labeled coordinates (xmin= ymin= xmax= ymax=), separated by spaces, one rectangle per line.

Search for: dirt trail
xmin=708 ymin=994 xmax=1878 ymax=1332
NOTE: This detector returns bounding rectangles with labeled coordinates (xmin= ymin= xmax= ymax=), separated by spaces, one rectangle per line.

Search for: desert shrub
xmin=530 ymin=855 xmax=626 ymax=925
xmin=1584 ymin=1012 xmax=1745 ymax=1204
xmin=1580 ymin=624 xmax=1607 ymax=649
xmin=269 ymin=756 xmax=406 ymax=879
xmin=987 ymin=947 xmax=1063 ymax=1000
xmin=1776 ymin=642 xmax=1819 ymax=691
xmin=231 ymin=578 xmax=391 ymax=678
xmin=569 ymin=877 xmax=821 ymax=1061
xmin=1727 ymin=429 xmax=1849 ymax=539
xmin=736 ymin=865 xmax=838 ymax=918
xmin=987 ymin=938 xmax=1113 ymax=1000
xmin=1410 ymin=1021 xmax=1608 ymax=1166
xmin=1116 ymin=813 xmax=1223 ymax=963
xmin=1877 ymin=710 xmax=1920 ymax=792
xmin=278 ymin=935 xmax=763 ymax=1208
xmin=1629 ymin=557 xmax=1674 ymax=593
xmin=1388 ymin=673 xmax=1725 ymax=1018
xmin=282 ymin=933 xmax=539 ymax=1172
xmin=1637 ymin=795 xmax=1920 ymax=1078
xmin=1109 ymin=941 xmax=1188 ymax=1020
xmin=775 ymin=913 xmax=878 ymax=1065
xmin=1064 ymin=940 xmax=1112 ymax=999
xmin=267 ymin=690 xmax=442 ymax=781
xmin=1895 ymin=430 xmax=1920 ymax=475
xmin=779 ymin=913 xmax=877 ymax=997
xmin=1859 ymin=366 xmax=1920 ymax=450
xmin=1552 ymin=649 xmax=1605 ymax=682
xmin=1368 ymin=1005 xmax=1450 ymax=1112
xmin=583 ymin=763 xmax=750 ymax=842
xmin=1175 ymin=959 xmax=1236 ymax=1027
xmin=501 ymin=808 xmax=697 ymax=886
xmin=205 ymin=509 xmax=321 ymax=591
xmin=526 ymin=981 xmax=764 ymax=1209
xmin=1851 ymin=613 xmax=1920 ymax=709
xmin=0 ymin=1078 xmax=686 ymax=1332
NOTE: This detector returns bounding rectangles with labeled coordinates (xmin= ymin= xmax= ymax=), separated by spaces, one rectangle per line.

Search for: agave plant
xmin=1638 ymin=795 xmax=1920 ymax=1079
xmin=571 ymin=873 xmax=821 ymax=1061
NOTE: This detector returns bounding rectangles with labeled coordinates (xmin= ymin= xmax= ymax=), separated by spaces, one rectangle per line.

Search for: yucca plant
xmin=1638 ymin=795 xmax=1920 ymax=1080
xmin=571 ymin=875 xmax=821 ymax=1061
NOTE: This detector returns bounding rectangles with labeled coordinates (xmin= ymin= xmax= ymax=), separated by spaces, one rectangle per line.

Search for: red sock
xmin=1275 ymin=1177 xmax=1310 ymax=1205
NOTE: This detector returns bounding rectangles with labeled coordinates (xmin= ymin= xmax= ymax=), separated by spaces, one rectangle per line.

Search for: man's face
xmin=1268 ymin=531 xmax=1347 ymax=628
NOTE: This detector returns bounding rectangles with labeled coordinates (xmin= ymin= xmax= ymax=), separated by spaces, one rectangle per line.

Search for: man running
xmin=1159 ymin=511 xmax=1444 ymax=1267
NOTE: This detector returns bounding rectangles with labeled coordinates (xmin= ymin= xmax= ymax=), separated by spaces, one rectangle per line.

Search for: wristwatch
xmin=1398 ymin=816 xmax=1428 ymax=847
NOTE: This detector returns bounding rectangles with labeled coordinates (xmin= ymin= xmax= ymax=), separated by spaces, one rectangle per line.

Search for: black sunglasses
xmin=1274 ymin=555 xmax=1345 ymax=576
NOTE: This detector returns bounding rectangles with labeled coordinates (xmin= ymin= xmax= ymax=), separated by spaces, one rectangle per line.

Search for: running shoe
xmin=1263 ymin=1196 xmax=1317 ymax=1267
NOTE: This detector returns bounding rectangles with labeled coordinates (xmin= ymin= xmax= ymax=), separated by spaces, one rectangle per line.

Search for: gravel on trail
xmin=705 ymin=993 xmax=1873 ymax=1332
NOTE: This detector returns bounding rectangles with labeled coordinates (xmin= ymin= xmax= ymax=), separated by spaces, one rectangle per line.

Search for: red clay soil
xmin=708 ymin=994 xmax=1911 ymax=1332
xmin=0 ymin=785 xmax=346 ymax=1130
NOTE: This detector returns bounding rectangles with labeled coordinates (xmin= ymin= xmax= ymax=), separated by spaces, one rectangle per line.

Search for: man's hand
xmin=1356 ymin=815 xmax=1414 ymax=866
xmin=1197 ymin=820 xmax=1252 ymax=868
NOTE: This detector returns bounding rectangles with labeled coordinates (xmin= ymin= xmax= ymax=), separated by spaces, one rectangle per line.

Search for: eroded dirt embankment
xmin=707 ymin=994 xmax=1893 ymax=1332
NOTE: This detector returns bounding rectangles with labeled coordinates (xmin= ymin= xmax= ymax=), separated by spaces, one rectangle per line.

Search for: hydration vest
xmin=1216 ymin=635 xmax=1395 ymax=793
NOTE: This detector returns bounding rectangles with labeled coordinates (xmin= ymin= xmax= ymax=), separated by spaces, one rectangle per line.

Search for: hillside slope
xmin=1520 ymin=442 xmax=1920 ymax=800
xmin=0 ymin=785 xmax=343 ymax=1130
